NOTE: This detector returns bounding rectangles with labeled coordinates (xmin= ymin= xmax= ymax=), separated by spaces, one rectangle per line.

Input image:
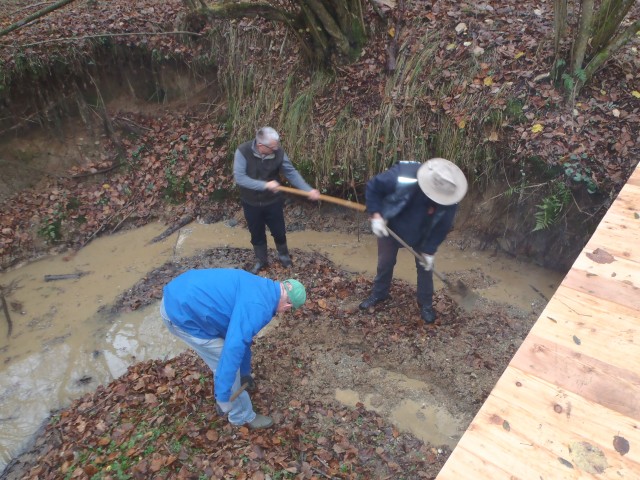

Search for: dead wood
xmin=43 ymin=272 xmax=90 ymax=282
xmin=149 ymin=215 xmax=194 ymax=244
xmin=0 ymin=0 xmax=78 ymax=38
xmin=1 ymin=290 xmax=12 ymax=338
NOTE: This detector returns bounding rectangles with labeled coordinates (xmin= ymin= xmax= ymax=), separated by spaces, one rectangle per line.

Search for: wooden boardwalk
xmin=437 ymin=164 xmax=640 ymax=479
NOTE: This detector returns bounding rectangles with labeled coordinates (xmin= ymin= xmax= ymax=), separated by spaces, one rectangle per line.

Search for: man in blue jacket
xmin=160 ymin=268 xmax=307 ymax=429
xmin=360 ymin=158 xmax=467 ymax=324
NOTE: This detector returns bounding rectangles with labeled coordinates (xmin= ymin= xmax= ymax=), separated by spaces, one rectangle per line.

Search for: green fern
xmin=561 ymin=73 xmax=574 ymax=92
xmin=532 ymin=182 xmax=571 ymax=231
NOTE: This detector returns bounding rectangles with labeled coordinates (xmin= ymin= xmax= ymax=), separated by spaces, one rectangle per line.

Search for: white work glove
xmin=216 ymin=401 xmax=233 ymax=414
xmin=421 ymin=254 xmax=435 ymax=271
xmin=371 ymin=218 xmax=389 ymax=238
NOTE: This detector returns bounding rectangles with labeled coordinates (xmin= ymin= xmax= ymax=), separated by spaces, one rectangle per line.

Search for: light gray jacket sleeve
xmin=233 ymin=148 xmax=268 ymax=191
xmin=280 ymin=153 xmax=313 ymax=191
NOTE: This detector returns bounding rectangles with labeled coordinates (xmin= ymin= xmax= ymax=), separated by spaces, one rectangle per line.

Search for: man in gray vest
xmin=234 ymin=127 xmax=320 ymax=274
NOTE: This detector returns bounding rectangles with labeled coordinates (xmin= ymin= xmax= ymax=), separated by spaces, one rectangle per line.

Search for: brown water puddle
xmin=0 ymin=221 xmax=564 ymax=470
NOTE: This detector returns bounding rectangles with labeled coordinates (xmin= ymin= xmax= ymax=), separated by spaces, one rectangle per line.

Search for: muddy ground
xmin=1 ymin=203 xmax=542 ymax=479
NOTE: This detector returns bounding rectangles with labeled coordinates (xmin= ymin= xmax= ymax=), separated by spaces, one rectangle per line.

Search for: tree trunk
xmin=186 ymin=0 xmax=366 ymax=67
xmin=570 ymin=0 xmax=594 ymax=76
xmin=582 ymin=18 xmax=640 ymax=86
xmin=590 ymin=0 xmax=636 ymax=53
xmin=547 ymin=0 xmax=638 ymax=99
xmin=553 ymin=0 xmax=567 ymax=54
xmin=0 ymin=0 xmax=78 ymax=38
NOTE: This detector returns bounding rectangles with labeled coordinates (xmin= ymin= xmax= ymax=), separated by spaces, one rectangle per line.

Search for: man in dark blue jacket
xmin=161 ymin=268 xmax=307 ymax=429
xmin=360 ymin=158 xmax=467 ymax=324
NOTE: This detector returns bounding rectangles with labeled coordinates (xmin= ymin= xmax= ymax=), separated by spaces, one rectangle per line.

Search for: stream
xmin=0 ymin=220 xmax=564 ymax=472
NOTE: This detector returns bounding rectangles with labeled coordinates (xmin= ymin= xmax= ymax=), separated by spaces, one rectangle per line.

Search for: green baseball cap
xmin=283 ymin=279 xmax=306 ymax=310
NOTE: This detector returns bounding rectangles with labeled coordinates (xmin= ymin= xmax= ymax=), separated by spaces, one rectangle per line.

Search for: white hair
xmin=256 ymin=126 xmax=280 ymax=144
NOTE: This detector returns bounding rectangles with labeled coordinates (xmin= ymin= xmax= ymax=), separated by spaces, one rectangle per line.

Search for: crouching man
xmin=160 ymin=268 xmax=307 ymax=429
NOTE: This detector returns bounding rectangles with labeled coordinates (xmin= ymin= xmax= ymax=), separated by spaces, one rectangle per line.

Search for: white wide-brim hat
xmin=417 ymin=158 xmax=468 ymax=205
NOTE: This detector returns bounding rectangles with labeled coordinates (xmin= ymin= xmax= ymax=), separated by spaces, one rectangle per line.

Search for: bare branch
xmin=0 ymin=0 xmax=78 ymax=38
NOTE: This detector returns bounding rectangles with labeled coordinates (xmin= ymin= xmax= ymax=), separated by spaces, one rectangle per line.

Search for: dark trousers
xmin=242 ymin=200 xmax=287 ymax=247
xmin=372 ymin=235 xmax=434 ymax=306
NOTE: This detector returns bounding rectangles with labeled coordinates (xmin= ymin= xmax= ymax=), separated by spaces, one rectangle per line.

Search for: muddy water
xmin=0 ymin=220 xmax=564 ymax=470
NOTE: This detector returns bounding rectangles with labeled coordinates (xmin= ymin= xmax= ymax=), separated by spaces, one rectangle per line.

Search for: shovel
xmin=384 ymin=226 xmax=481 ymax=312
xmin=278 ymin=185 xmax=480 ymax=311
xmin=277 ymin=185 xmax=366 ymax=212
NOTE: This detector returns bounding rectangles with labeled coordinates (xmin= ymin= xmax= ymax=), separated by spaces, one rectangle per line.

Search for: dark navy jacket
xmin=365 ymin=161 xmax=457 ymax=254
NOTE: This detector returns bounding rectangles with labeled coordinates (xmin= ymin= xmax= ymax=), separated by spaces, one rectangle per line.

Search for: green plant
xmin=129 ymin=145 xmax=146 ymax=167
xmin=38 ymin=207 xmax=65 ymax=243
xmin=163 ymin=148 xmax=190 ymax=202
xmin=503 ymin=98 xmax=526 ymax=123
xmin=532 ymin=181 xmax=571 ymax=231
xmin=564 ymin=155 xmax=597 ymax=193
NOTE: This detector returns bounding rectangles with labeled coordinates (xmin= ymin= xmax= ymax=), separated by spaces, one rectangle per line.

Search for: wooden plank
xmin=581 ymin=236 xmax=638 ymax=263
xmin=440 ymin=367 xmax=640 ymax=479
xmin=490 ymin=368 xmax=640 ymax=469
xmin=626 ymin=170 xmax=640 ymax=186
xmin=438 ymin=164 xmax=640 ymax=479
xmin=530 ymin=286 xmax=639 ymax=370
xmin=561 ymin=266 xmax=640 ymax=311
xmin=510 ymin=333 xmax=640 ymax=420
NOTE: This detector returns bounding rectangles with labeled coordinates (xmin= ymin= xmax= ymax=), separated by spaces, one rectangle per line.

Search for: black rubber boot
xmin=250 ymin=244 xmax=269 ymax=274
xmin=359 ymin=295 xmax=390 ymax=310
xmin=276 ymin=242 xmax=293 ymax=267
xmin=421 ymin=305 xmax=436 ymax=324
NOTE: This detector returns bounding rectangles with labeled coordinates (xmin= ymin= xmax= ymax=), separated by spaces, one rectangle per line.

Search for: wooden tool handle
xmin=277 ymin=185 xmax=366 ymax=212
xmin=229 ymin=382 xmax=248 ymax=402
xmin=385 ymin=226 xmax=447 ymax=284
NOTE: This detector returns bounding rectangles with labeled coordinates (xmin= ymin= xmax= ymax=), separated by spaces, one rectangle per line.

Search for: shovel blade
xmin=442 ymin=278 xmax=482 ymax=312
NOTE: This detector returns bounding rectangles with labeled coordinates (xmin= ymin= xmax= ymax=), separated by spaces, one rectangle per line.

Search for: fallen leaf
xmin=586 ymin=248 xmax=615 ymax=264
xmin=613 ymin=435 xmax=630 ymax=455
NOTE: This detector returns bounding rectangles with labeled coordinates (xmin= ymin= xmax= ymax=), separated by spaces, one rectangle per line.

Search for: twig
xmin=70 ymin=163 xmax=120 ymax=178
xmin=113 ymin=115 xmax=153 ymax=132
xmin=529 ymin=284 xmax=548 ymax=302
xmin=149 ymin=214 xmax=194 ymax=244
xmin=0 ymin=0 xmax=77 ymax=38
xmin=312 ymin=455 xmax=337 ymax=479
xmin=533 ymin=72 xmax=551 ymax=83
xmin=1 ymin=290 xmax=12 ymax=338
xmin=9 ymin=1 xmax=53 ymax=16
xmin=5 ymin=31 xmax=202 ymax=48
xmin=479 ymin=182 xmax=548 ymax=205
xmin=43 ymin=272 xmax=89 ymax=281
xmin=79 ymin=200 xmax=135 ymax=249
xmin=110 ymin=207 xmax=136 ymax=234
xmin=309 ymin=465 xmax=334 ymax=479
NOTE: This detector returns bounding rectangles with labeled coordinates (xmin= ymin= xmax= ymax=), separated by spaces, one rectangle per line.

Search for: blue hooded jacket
xmin=162 ymin=269 xmax=281 ymax=402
